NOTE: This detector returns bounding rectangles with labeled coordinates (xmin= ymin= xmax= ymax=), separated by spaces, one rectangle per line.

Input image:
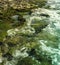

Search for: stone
xmin=0 ymin=42 xmax=3 ymax=46
xmin=2 ymin=53 xmax=13 ymax=61
xmin=40 ymin=13 xmax=50 ymax=17
xmin=30 ymin=17 xmax=48 ymax=33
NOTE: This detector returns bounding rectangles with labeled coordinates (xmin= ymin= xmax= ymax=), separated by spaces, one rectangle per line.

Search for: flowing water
xmin=7 ymin=0 xmax=60 ymax=65
xmin=0 ymin=0 xmax=60 ymax=65
xmin=40 ymin=0 xmax=60 ymax=65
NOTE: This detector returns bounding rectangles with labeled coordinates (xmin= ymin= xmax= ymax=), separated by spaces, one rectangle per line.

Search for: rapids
xmin=1 ymin=0 xmax=60 ymax=65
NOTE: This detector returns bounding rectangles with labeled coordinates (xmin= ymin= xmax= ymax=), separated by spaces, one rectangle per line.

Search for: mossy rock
xmin=31 ymin=18 xmax=49 ymax=33
xmin=17 ymin=57 xmax=40 ymax=65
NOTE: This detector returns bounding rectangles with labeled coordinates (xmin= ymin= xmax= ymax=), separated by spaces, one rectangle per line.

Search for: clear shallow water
xmin=41 ymin=0 xmax=60 ymax=65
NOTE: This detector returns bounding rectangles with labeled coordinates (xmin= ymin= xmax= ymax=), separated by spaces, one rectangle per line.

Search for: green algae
xmin=17 ymin=57 xmax=41 ymax=65
xmin=0 ymin=22 xmax=12 ymax=41
xmin=0 ymin=0 xmax=52 ymax=65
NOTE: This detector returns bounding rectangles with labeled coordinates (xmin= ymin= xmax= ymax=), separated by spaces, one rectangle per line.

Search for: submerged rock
xmin=11 ymin=15 xmax=26 ymax=27
xmin=30 ymin=17 xmax=49 ymax=33
xmin=40 ymin=13 xmax=50 ymax=17
xmin=0 ymin=42 xmax=3 ymax=46
xmin=2 ymin=53 xmax=13 ymax=61
xmin=11 ymin=15 xmax=19 ymax=21
xmin=17 ymin=57 xmax=40 ymax=65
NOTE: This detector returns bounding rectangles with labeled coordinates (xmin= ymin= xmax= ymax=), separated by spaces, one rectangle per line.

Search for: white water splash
xmin=40 ymin=0 xmax=60 ymax=65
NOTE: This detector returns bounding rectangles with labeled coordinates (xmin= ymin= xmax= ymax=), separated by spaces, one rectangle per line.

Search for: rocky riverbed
xmin=0 ymin=0 xmax=60 ymax=65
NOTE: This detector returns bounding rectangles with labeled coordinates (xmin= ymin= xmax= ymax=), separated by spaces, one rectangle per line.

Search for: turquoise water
xmin=41 ymin=0 xmax=60 ymax=65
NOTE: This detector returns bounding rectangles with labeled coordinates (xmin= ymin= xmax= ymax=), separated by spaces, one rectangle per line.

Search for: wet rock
xmin=40 ymin=13 xmax=50 ymax=17
xmin=0 ymin=42 xmax=3 ymax=46
xmin=1 ymin=45 xmax=9 ymax=55
xmin=0 ymin=0 xmax=38 ymax=12
xmin=28 ymin=48 xmax=36 ymax=56
xmin=18 ymin=16 xmax=26 ymax=22
xmin=5 ymin=35 xmax=11 ymax=39
xmin=7 ymin=42 xmax=16 ymax=47
xmin=17 ymin=57 xmax=40 ymax=65
xmin=11 ymin=15 xmax=19 ymax=21
xmin=2 ymin=53 xmax=13 ymax=61
xmin=28 ymin=11 xmax=32 ymax=15
xmin=30 ymin=17 xmax=49 ymax=33
xmin=11 ymin=15 xmax=26 ymax=27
